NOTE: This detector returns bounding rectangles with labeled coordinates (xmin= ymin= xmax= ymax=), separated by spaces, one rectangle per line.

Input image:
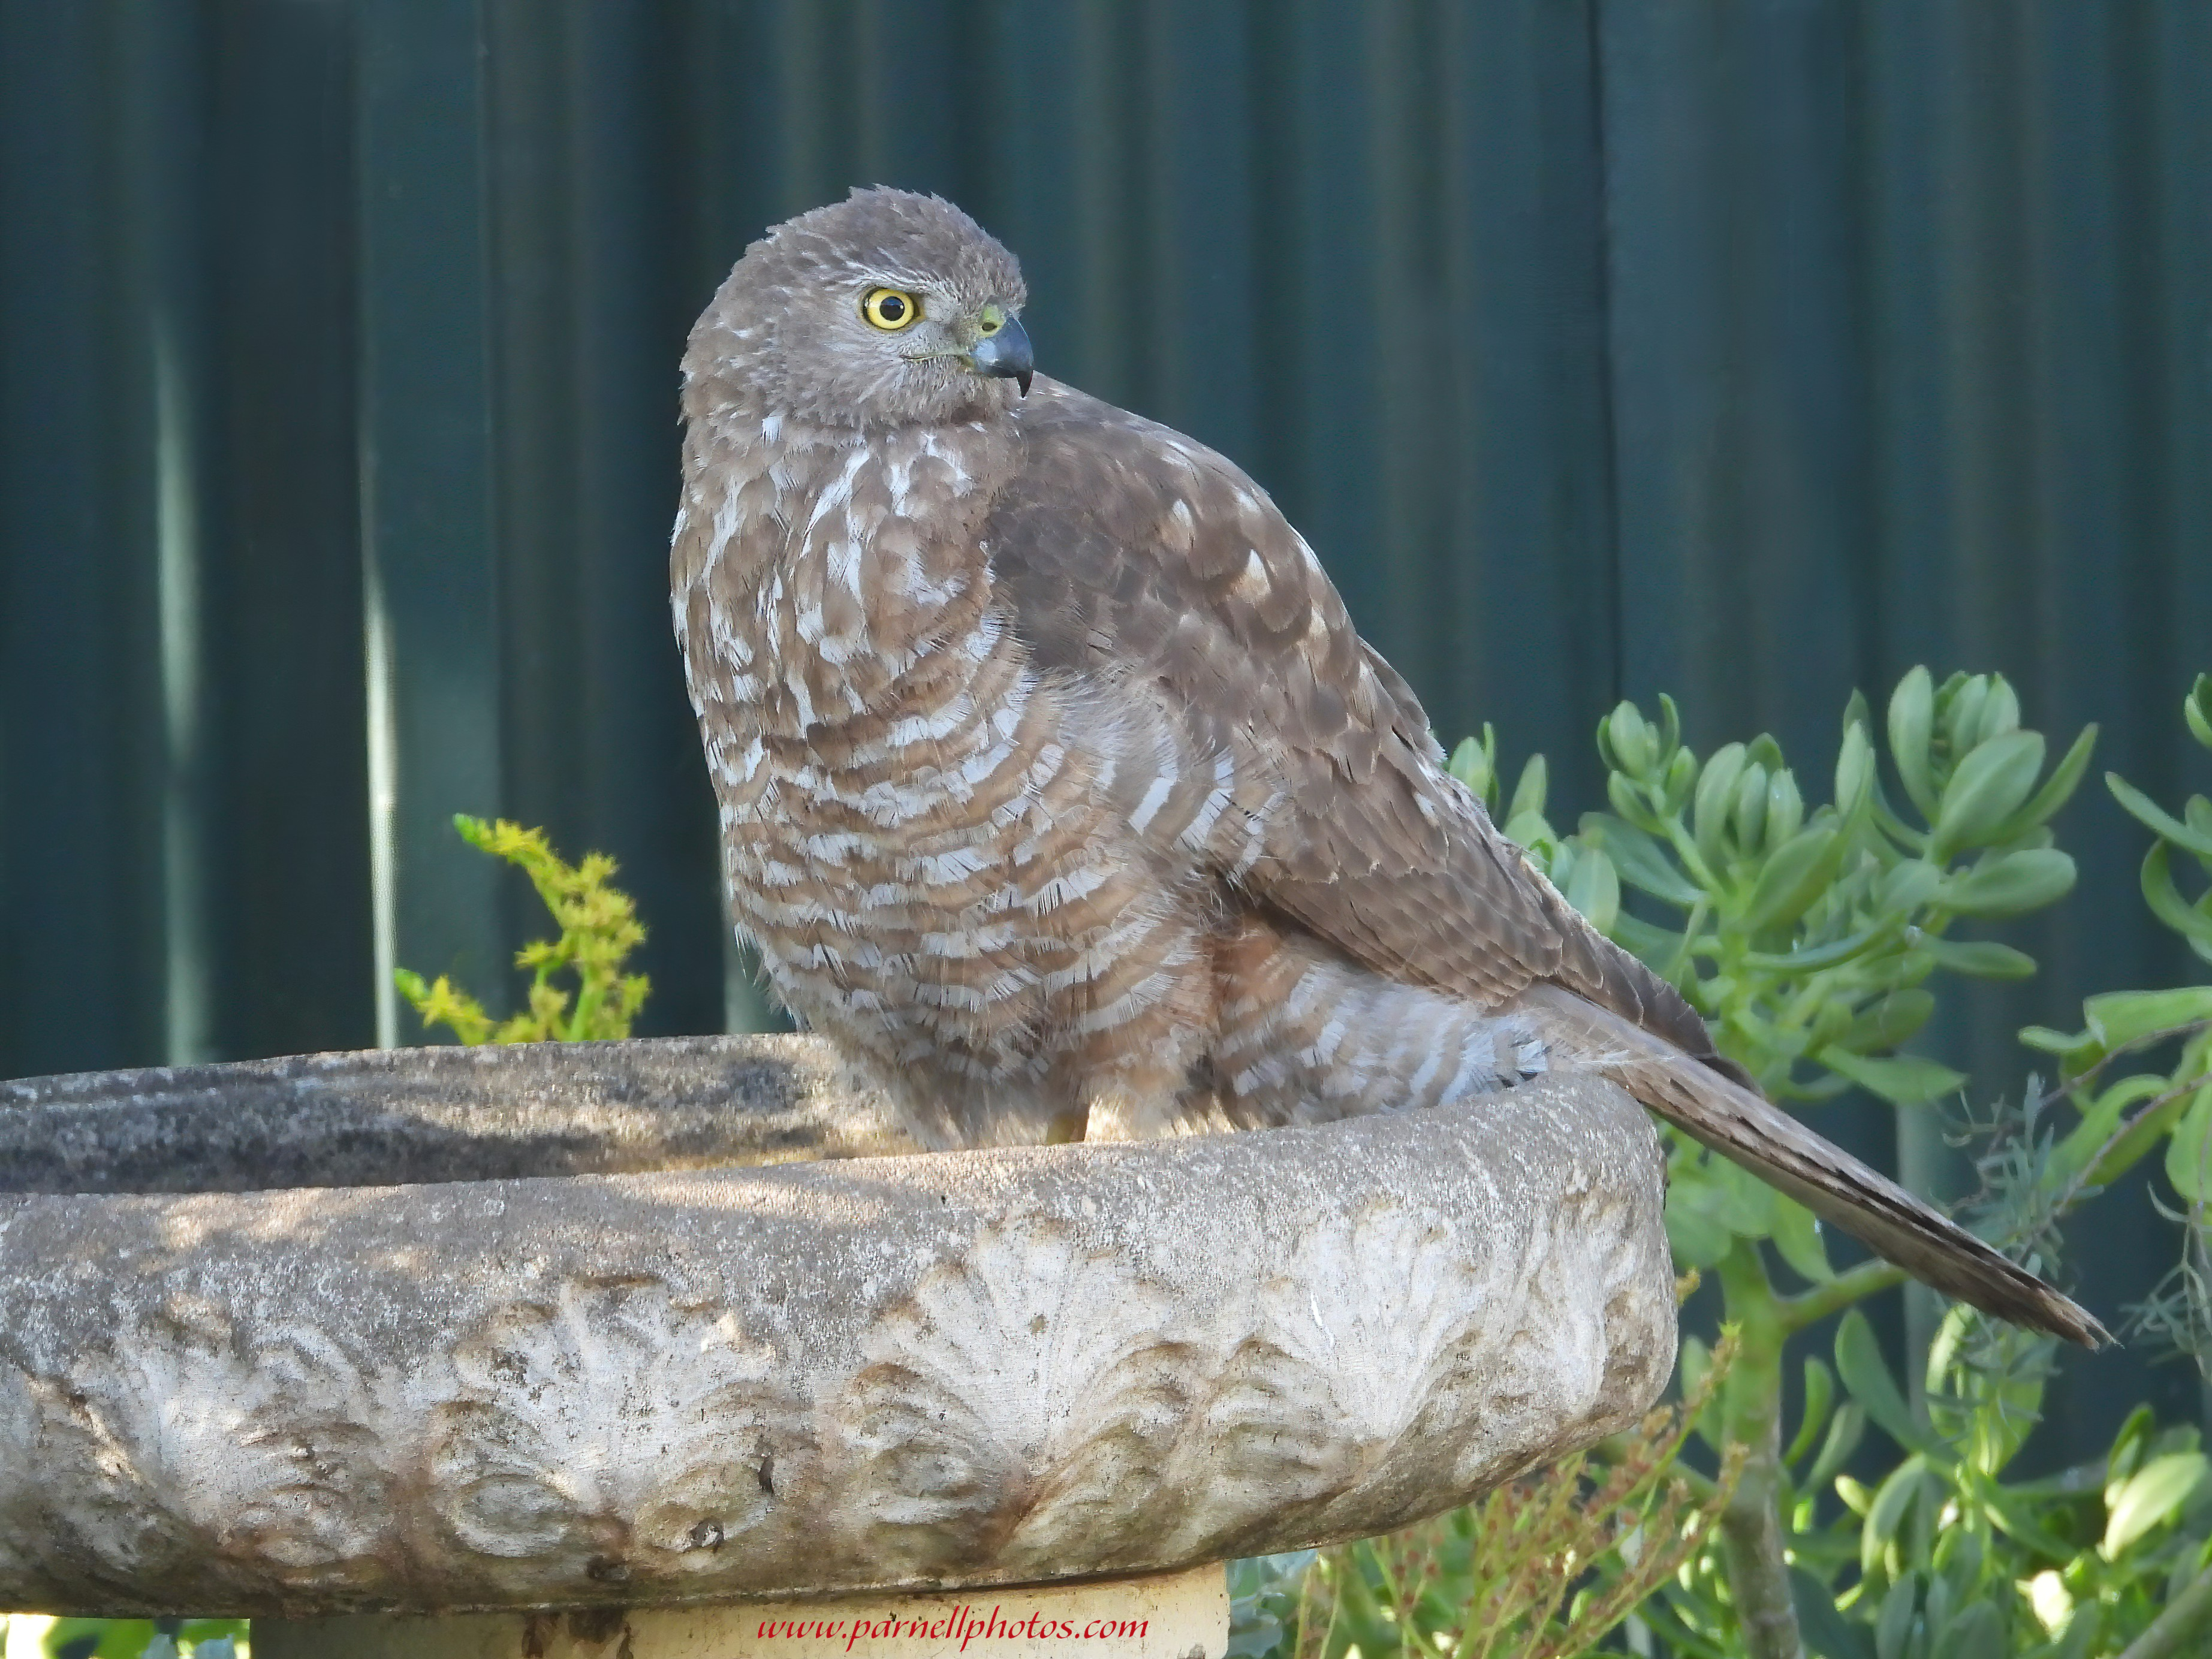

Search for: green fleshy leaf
xmin=1931 ymin=730 xmax=2045 ymax=860
xmin=1696 ymin=741 xmax=1749 ymax=865
xmin=1669 ymin=1156 xmax=1778 ymax=1251
xmin=2163 ymin=1085 xmax=2212 ymax=1203
xmin=1605 ymin=768 xmax=1666 ymax=833
xmin=1602 ymin=701 xmax=1657 ymax=777
xmin=1878 ymin=858 xmax=1944 ymax=913
xmin=1973 ymin=677 xmax=2021 ymax=745
xmin=1834 ymin=720 xmax=1876 ymax=819
xmin=1580 ymin=813 xmax=1704 ymax=907
xmin=1561 ymin=843 xmax=1621 ymax=934
xmin=1792 ymin=1568 xmax=1875 ymax=1659
xmin=1991 ymin=722 xmax=2097 ymax=841
xmin=2108 ymin=772 xmax=2212 ymax=860
xmin=2107 ymin=1404 xmax=2158 ymax=1483
xmin=1873 ymin=1572 xmax=1918 ymax=1659
xmin=1741 ymin=921 xmax=1891 ymax=974
xmin=2083 ymin=986 xmax=2212 ymax=1050
xmin=1943 ymin=674 xmax=1992 ymax=755
xmin=1854 ymin=949 xmax=1938 ymax=996
xmin=1772 ymin=1195 xmax=1835 ymax=1283
xmin=1840 ymin=991 xmax=1936 ymax=1053
xmin=1917 ymin=937 xmax=2037 ymax=979
xmin=1710 ymin=1154 xmax=1780 ymax=1235
xmin=2071 ymin=1074 xmax=2195 ymax=1190
xmin=1807 ymin=1401 xmax=1867 ymax=1494
xmin=2142 ymin=842 xmax=2212 ymax=947
xmin=1743 ymin=824 xmax=1845 ymax=932
xmin=1446 ymin=734 xmax=1493 ymax=802
xmin=2103 ymin=1451 xmax=2210 ymax=1556
xmin=1506 ymin=750 xmax=1547 ymax=823
xmin=1822 ymin=1049 xmax=1968 ymax=1106
xmin=1864 ymin=1459 xmax=1933 ymax=1576
xmin=1786 ymin=1356 xmax=1839 ymax=1465
xmin=1501 ymin=807 xmax=1557 ymax=852
xmin=1837 ymin=1310 xmax=1947 ymax=1460
xmin=1889 ymin=667 xmax=1939 ymax=822
xmin=1662 ymin=744 xmax=1699 ymax=812
xmin=1977 ymin=1479 xmax=2080 ymax=1558
xmin=2020 ymin=1022 xmax=2098 ymax=1062
xmin=1937 ymin=847 xmax=2077 ymax=916
xmin=1665 ymin=1183 xmax=1735 ymax=1269
xmin=1732 ymin=761 xmax=1773 ymax=853
xmin=1934 ymin=1602 xmax=2004 ymax=1659
xmin=1767 ymin=767 xmax=1806 ymax=847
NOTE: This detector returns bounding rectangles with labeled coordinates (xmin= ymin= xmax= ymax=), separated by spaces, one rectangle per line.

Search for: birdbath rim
xmin=0 ymin=1038 xmax=1678 ymax=1618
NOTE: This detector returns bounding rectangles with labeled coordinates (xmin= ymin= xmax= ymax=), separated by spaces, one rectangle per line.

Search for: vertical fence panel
xmin=1241 ymin=0 xmax=1375 ymax=613
xmin=1366 ymin=1 xmax=1460 ymax=717
xmin=203 ymin=0 xmax=376 ymax=1064
xmin=0 ymin=5 xmax=179 ymax=1077
xmin=1601 ymin=0 xmax=1879 ymax=760
xmin=119 ymin=0 xmax=220 ymax=1072
xmin=1435 ymin=0 xmax=1619 ymax=810
xmin=480 ymin=0 xmax=725 ymax=1041
xmin=980 ymin=0 xmax=1087 ymax=394
xmin=2146 ymin=0 xmax=2212 ymax=766
xmin=1142 ymin=3 xmax=1259 ymax=470
xmin=1054 ymin=4 xmax=1155 ymax=417
xmin=355 ymin=0 xmax=507 ymax=1045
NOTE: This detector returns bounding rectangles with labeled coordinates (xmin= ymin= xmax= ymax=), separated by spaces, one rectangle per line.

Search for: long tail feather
xmin=1522 ymin=985 xmax=2108 ymax=1348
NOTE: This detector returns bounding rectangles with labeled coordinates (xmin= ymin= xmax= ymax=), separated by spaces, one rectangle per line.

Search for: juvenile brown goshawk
xmin=671 ymin=188 xmax=2101 ymax=1346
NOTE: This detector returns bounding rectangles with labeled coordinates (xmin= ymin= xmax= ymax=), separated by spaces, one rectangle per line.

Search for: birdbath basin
xmin=0 ymin=1036 xmax=1677 ymax=1656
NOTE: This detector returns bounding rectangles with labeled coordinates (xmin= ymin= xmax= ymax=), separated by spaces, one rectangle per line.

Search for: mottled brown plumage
xmin=673 ymin=188 xmax=2104 ymax=1347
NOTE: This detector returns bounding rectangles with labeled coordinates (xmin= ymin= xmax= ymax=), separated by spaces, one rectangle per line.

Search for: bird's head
xmin=688 ymin=187 xmax=1032 ymax=429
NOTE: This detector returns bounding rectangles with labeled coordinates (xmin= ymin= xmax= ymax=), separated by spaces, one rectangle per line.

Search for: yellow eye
xmin=861 ymin=288 xmax=921 ymax=330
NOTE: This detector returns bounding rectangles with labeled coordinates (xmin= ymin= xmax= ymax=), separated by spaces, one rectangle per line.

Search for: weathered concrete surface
xmin=0 ymin=1036 xmax=920 ymax=1194
xmin=255 ymin=1562 xmax=1228 ymax=1658
xmin=0 ymin=1070 xmax=1674 ymax=1617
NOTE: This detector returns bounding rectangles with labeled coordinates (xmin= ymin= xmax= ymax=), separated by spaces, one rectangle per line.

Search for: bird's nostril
xmin=969 ymin=313 xmax=1033 ymax=387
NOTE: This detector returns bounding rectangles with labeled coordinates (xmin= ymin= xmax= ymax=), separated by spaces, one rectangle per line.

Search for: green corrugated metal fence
xmin=3 ymin=0 xmax=2210 ymax=1467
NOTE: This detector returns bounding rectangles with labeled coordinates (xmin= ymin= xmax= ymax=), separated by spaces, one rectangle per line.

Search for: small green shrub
xmin=1447 ymin=669 xmax=2101 ymax=1655
xmin=1246 ymin=669 xmax=2212 ymax=1659
xmin=2027 ymin=675 xmax=2212 ymax=1339
xmin=395 ymin=814 xmax=649 ymax=1043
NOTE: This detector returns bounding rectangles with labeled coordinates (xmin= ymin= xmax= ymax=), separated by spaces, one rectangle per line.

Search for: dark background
xmin=2 ymin=0 xmax=2209 ymax=1469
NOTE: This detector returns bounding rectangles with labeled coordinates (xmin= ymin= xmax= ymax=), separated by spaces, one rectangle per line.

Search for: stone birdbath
xmin=0 ymin=1036 xmax=1678 ymax=1657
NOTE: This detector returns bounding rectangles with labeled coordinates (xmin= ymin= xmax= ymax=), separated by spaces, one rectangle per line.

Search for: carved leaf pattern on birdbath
xmin=14 ymin=1298 xmax=402 ymax=1600
xmin=428 ymin=1276 xmax=806 ymax=1589
xmin=834 ymin=1212 xmax=1204 ymax=1577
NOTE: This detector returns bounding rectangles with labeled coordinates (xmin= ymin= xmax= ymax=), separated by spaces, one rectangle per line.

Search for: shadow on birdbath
xmin=0 ymin=1036 xmax=1677 ymax=1657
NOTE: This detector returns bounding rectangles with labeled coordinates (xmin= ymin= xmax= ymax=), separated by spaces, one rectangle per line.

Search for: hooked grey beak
xmin=969 ymin=314 xmax=1033 ymax=397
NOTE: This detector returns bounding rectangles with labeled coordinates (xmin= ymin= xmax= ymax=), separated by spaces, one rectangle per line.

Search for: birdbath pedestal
xmin=0 ymin=1036 xmax=1679 ymax=1657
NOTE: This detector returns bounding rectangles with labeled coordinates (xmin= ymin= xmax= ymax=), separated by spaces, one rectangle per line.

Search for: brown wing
xmin=981 ymin=382 xmax=2112 ymax=1347
xmin=986 ymin=380 xmax=1723 ymax=1069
